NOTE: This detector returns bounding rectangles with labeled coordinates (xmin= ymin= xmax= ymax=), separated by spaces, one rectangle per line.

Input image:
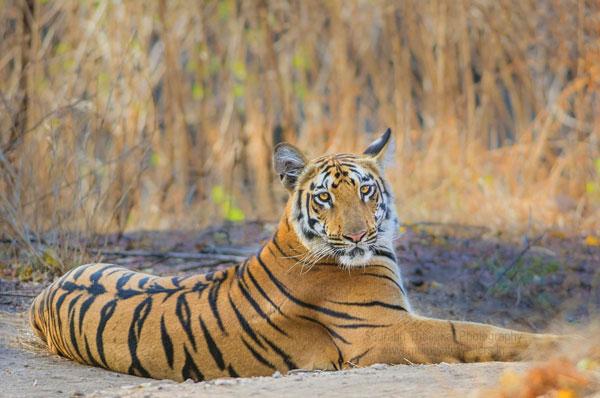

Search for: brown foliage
xmin=0 ymin=0 xmax=599 ymax=269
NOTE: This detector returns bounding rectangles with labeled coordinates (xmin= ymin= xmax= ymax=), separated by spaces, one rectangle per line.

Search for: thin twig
xmin=86 ymin=248 xmax=246 ymax=263
xmin=487 ymin=208 xmax=544 ymax=295
xmin=0 ymin=292 xmax=38 ymax=298
xmin=165 ymin=261 xmax=239 ymax=273
xmin=0 ymin=238 xmax=252 ymax=263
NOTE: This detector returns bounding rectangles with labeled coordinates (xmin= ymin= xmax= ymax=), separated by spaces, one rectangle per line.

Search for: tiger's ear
xmin=362 ymin=128 xmax=394 ymax=167
xmin=273 ymin=143 xmax=308 ymax=191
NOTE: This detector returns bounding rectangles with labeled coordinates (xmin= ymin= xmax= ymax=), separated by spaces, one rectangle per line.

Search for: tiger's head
xmin=273 ymin=129 xmax=398 ymax=268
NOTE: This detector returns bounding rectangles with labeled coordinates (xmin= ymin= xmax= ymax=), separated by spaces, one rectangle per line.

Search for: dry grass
xmin=0 ymin=0 xmax=599 ymax=272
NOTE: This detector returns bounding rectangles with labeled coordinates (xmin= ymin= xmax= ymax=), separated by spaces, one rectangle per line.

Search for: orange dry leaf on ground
xmin=485 ymin=358 xmax=592 ymax=398
xmin=584 ymin=236 xmax=600 ymax=246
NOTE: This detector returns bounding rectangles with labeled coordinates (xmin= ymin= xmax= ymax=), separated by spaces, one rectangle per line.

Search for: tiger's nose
xmin=343 ymin=230 xmax=367 ymax=243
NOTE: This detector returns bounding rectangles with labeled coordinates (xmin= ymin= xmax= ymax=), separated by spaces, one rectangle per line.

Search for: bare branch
xmin=85 ymin=248 xmax=246 ymax=263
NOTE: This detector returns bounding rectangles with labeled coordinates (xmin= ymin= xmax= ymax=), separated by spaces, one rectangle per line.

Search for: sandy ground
xmin=1 ymin=310 xmax=535 ymax=398
xmin=2 ymin=224 xmax=599 ymax=397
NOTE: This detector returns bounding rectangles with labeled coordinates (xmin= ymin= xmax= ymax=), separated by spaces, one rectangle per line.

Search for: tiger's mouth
xmin=347 ymin=247 xmax=365 ymax=257
xmin=331 ymin=242 xmax=374 ymax=267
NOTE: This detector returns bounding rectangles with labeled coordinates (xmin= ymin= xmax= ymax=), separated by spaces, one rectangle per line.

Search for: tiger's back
xmin=29 ymin=244 xmax=358 ymax=381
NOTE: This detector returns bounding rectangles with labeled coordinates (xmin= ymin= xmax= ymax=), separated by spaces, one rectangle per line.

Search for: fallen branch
xmin=86 ymin=248 xmax=246 ymax=263
xmin=1 ymin=238 xmax=251 ymax=263
xmin=165 ymin=261 xmax=239 ymax=273
xmin=0 ymin=291 xmax=38 ymax=298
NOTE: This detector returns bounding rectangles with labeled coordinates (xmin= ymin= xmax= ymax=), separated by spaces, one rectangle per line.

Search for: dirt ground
xmin=0 ymin=312 xmax=531 ymax=398
xmin=1 ymin=222 xmax=599 ymax=397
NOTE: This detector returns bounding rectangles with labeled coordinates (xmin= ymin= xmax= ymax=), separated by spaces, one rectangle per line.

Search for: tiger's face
xmin=273 ymin=129 xmax=398 ymax=267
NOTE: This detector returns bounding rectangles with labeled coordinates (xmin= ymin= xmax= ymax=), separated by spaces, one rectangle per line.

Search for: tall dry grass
xmin=0 ymin=0 xmax=599 ymax=272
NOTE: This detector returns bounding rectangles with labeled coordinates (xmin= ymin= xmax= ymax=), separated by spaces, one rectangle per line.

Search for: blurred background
xmin=1 ymin=0 xmax=599 ymax=245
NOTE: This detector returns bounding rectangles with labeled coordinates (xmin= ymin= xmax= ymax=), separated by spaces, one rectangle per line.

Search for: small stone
xmin=272 ymin=371 xmax=282 ymax=378
xmin=213 ymin=379 xmax=235 ymax=386
xmin=71 ymin=392 xmax=84 ymax=397
xmin=370 ymin=363 xmax=388 ymax=370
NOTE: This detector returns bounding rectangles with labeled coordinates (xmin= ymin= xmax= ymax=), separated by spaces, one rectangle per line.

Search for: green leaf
xmin=225 ymin=206 xmax=245 ymax=222
xmin=211 ymin=185 xmax=225 ymax=204
xmin=231 ymin=61 xmax=247 ymax=81
xmin=43 ymin=248 xmax=61 ymax=270
xmin=233 ymin=84 xmax=245 ymax=98
xmin=294 ymin=83 xmax=308 ymax=100
xmin=150 ymin=153 xmax=160 ymax=167
xmin=218 ymin=0 xmax=231 ymax=20
xmin=192 ymin=82 xmax=204 ymax=99
xmin=186 ymin=60 xmax=198 ymax=72
xmin=586 ymin=182 xmax=596 ymax=194
xmin=55 ymin=42 xmax=70 ymax=55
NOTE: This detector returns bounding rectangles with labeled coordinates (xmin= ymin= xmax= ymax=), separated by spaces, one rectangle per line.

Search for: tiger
xmin=29 ymin=129 xmax=563 ymax=382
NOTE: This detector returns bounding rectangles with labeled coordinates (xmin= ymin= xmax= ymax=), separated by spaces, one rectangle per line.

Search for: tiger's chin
xmin=338 ymin=247 xmax=374 ymax=268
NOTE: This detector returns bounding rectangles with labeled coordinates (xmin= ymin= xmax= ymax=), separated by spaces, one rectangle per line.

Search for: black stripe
xmin=240 ymin=337 xmax=275 ymax=370
xmin=361 ymin=272 xmax=406 ymax=295
xmin=237 ymin=280 xmax=288 ymax=336
xmin=364 ymin=264 xmax=400 ymax=278
xmin=138 ymin=276 xmax=151 ymax=288
xmin=208 ymin=280 xmax=226 ymax=333
xmin=83 ymin=335 xmax=102 ymax=367
xmin=181 ymin=345 xmax=204 ymax=381
xmin=260 ymin=334 xmax=297 ymax=371
xmin=160 ymin=315 xmax=174 ymax=369
xmin=228 ymin=294 xmax=265 ymax=349
xmin=72 ymin=265 xmax=89 ymax=281
xmin=127 ymin=296 xmax=152 ymax=378
xmin=245 ymin=265 xmax=288 ymax=318
xmin=296 ymin=189 xmax=304 ymax=212
xmin=227 ymin=364 xmax=239 ymax=377
xmin=326 ymin=299 xmax=407 ymax=312
xmin=258 ymin=247 xmax=363 ymax=321
xmin=199 ymin=316 xmax=225 ymax=371
xmin=373 ymin=248 xmax=397 ymax=262
xmin=302 ymin=227 xmax=319 ymax=240
xmin=271 ymin=235 xmax=297 ymax=260
xmin=305 ymin=193 xmax=319 ymax=230
xmin=332 ymin=323 xmax=391 ymax=329
xmin=175 ymin=293 xmax=197 ymax=351
xmin=89 ymin=264 xmax=121 ymax=283
xmin=67 ymin=296 xmax=84 ymax=362
xmin=78 ymin=295 xmax=97 ymax=331
xmin=116 ymin=272 xmax=135 ymax=291
xmin=449 ymin=321 xmax=466 ymax=347
xmin=297 ymin=315 xmax=350 ymax=344
xmin=96 ymin=300 xmax=117 ymax=367
xmin=348 ymin=348 xmax=370 ymax=365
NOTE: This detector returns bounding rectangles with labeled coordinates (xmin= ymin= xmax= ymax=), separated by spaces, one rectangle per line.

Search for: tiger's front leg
xmin=351 ymin=314 xmax=561 ymax=366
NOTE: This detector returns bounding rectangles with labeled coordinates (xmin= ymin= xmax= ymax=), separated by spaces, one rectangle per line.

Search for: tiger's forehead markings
xmin=310 ymin=153 xmax=367 ymax=189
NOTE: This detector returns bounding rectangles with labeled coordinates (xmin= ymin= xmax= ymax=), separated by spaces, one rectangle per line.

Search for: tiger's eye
xmin=318 ymin=192 xmax=330 ymax=202
xmin=360 ymin=185 xmax=372 ymax=195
